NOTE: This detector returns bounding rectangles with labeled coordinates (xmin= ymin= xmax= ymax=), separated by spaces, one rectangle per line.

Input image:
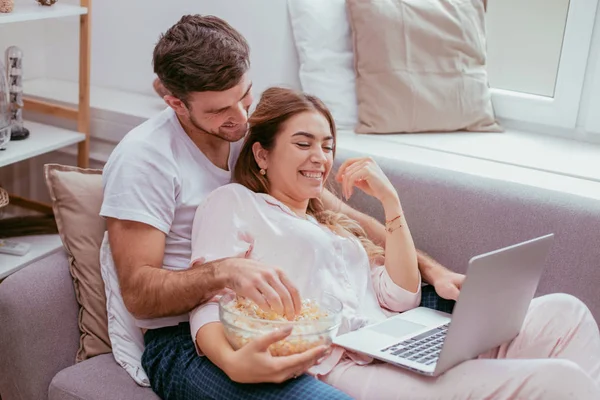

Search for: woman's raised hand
xmin=335 ymin=157 xmax=399 ymax=205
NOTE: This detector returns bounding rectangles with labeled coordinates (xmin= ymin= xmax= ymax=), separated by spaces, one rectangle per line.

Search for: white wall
xmin=37 ymin=0 xmax=600 ymax=137
xmin=5 ymin=0 xmax=599 ymax=137
xmin=1 ymin=0 xmax=306 ymax=204
xmin=2 ymin=0 xmax=600 ymax=204
xmin=42 ymin=0 xmax=302 ymax=97
xmin=3 ymin=0 xmax=600 ymax=147
xmin=0 ymin=22 xmax=46 ymax=79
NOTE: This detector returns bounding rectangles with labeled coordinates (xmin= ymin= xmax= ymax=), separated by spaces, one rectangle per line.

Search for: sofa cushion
xmin=288 ymin=0 xmax=358 ymax=131
xmin=346 ymin=0 xmax=502 ymax=134
xmin=44 ymin=164 xmax=112 ymax=362
xmin=48 ymin=354 xmax=160 ymax=400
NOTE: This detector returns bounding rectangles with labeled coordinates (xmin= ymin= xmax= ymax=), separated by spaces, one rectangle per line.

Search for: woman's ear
xmin=252 ymin=142 xmax=269 ymax=170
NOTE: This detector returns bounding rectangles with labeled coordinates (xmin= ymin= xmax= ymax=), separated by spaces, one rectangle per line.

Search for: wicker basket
xmin=0 ymin=188 xmax=59 ymax=238
xmin=0 ymin=186 xmax=8 ymax=209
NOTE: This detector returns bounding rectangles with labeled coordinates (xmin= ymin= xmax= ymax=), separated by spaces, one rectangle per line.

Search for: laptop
xmin=333 ymin=233 xmax=554 ymax=377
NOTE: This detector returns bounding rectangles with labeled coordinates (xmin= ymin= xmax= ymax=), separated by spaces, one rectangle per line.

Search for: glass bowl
xmin=219 ymin=291 xmax=343 ymax=356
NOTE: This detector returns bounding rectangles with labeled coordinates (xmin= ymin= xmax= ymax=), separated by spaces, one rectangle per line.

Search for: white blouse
xmin=188 ymin=183 xmax=421 ymax=375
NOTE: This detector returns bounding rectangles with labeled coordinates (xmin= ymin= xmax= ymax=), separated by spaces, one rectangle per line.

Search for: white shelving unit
xmin=0 ymin=2 xmax=91 ymax=279
xmin=0 ymin=234 xmax=63 ymax=279
xmin=0 ymin=3 xmax=87 ymax=24
xmin=0 ymin=121 xmax=85 ymax=167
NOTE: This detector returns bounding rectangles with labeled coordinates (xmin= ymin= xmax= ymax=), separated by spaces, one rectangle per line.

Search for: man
xmin=101 ymin=14 xmax=464 ymax=399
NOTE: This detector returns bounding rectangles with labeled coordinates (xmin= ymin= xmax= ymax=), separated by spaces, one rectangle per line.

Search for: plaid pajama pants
xmin=141 ymin=323 xmax=353 ymax=400
xmin=420 ymin=283 xmax=456 ymax=313
xmin=141 ymin=287 xmax=453 ymax=400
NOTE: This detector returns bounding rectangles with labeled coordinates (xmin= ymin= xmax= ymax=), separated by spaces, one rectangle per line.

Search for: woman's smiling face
xmin=253 ymin=111 xmax=335 ymax=209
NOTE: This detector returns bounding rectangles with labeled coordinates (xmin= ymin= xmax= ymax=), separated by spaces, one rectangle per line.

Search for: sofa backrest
xmin=335 ymin=148 xmax=600 ymax=322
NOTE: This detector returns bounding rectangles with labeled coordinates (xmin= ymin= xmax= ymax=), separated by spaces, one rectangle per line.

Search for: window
xmin=485 ymin=0 xmax=598 ymax=130
xmin=584 ymin=45 xmax=600 ymax=135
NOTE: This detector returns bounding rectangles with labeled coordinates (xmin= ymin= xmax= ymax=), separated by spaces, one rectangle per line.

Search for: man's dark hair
xmin=153 ymin=15 xmax=250 ymax=105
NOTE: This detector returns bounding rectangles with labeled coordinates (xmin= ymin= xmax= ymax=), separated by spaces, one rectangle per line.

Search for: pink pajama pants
xmin=320 ymin=293 xmax=600 ymax=399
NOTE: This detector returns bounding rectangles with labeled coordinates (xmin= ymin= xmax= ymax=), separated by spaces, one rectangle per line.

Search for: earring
xmin=259 ymin=168 xmax=266 ymax=175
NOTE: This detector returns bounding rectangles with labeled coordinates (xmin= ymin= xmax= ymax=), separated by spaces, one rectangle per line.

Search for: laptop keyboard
xmin=380 ymin=323 xmax=449 ymax=365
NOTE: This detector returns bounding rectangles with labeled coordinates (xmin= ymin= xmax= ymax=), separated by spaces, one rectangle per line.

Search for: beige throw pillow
xmin=346 ymin=0 xmax=502 ymax=134
xmin=44 ymin=164 xmax=111 ymax=362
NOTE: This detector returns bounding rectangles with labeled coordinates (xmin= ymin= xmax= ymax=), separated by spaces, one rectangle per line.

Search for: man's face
xmin=168 ymin=73 xmax=254 ymax=142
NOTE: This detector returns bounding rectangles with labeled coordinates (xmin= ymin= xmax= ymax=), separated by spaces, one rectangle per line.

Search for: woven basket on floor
xmin=0 ymin=186 xmax=8 ymax=209
xmin=0 ymin=187 xmax=59 ymax=238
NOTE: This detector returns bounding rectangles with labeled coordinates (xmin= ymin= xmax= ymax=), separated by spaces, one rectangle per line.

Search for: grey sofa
xmin=1 ymin=147 xmax=599 ymax=400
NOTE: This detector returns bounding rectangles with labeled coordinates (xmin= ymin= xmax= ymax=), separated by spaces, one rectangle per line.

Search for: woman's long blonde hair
xmin=234 ymin=87 xmax=384 ymax=262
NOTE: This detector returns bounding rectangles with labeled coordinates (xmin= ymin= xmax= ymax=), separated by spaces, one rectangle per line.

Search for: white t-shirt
xmin=100 ymin=107 xmax=243 ymax=329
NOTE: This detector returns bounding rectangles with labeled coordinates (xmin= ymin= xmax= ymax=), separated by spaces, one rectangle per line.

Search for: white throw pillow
xmin=99 ymin=232 xmax=150 ymax=387
xmin=287 ymin=0 xmax=357 ymax=130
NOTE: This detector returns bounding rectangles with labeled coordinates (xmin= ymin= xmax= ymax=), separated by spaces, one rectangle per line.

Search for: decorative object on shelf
xmin=6 ymin=46 xmax=29 ymax=141
xmin=36 ymin=0 xmax=57 ymax=5
xmin=0 ymin=0 xmax=14 ymax=14
xmin=0 ymin=58 xmax=10 ymax=150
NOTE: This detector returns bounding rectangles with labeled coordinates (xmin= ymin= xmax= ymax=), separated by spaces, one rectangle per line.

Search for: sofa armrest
xmin=0 ymin=250 xmax=80 ymax=400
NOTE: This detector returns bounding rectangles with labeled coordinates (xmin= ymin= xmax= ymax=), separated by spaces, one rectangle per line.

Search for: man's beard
xmin=189 ymin=114 xmax=248 ymax=143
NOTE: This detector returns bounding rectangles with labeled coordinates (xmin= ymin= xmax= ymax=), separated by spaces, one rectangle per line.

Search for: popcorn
xmin=221 ymin=296 xmax=335 ymax=356
xmin=224 ymin=297 xmax=330 ymax=322
xmin=225 ymin=329 xmax=330 ymax=356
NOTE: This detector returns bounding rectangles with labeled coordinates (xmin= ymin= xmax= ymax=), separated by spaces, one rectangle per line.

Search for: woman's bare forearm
xmin=196 ymin=323 xmax=236 ymax=374
xmin=121 ymin=259 xmax=229 ymax=320
xmin=381 ymin=197 xmax=420 ymax=292
xmin=330 ymin=194 xmax=450 ymax=285
xmin=334 ymin=199 xmax=387 ymax=248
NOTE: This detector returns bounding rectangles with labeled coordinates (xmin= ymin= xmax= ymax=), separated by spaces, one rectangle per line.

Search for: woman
xmin=189 ymin=87 xmax=600 ymax=399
